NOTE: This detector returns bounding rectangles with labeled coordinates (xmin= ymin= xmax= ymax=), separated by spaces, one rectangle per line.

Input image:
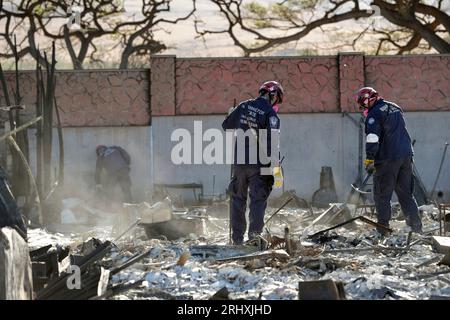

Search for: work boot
xmin=376 ymin=220 xmax=391 ymax=237
xmin=233 ymin=239 xmax=243 ymax=246
xmin=243 ymin=238 xmax=259 ymax=246
xmin=232 ymin=234 xmax=244 ymax=246
xmin=404 ymin=218 xmax=423 ymax=234
xmin=244 ymin=234 xmax=268 ymax=250
xmin=410 ymin=225 xmax=423 ymax=234
xmin=248 ymin=232 xmax=261 ymax=241
xmin=377 ymin=227 xmax=391 ymax=237
xmin=367 ymin=229 xmax=387 ymax=244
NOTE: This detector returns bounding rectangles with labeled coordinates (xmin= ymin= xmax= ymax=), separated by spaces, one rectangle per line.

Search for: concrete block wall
xmin=2 ymin=69 xmax=150 ymax=126
xmin=27 ymin=127 xmax=152 ymax=201
xmin=173 ymin=56 xmax=340 ymax=114
xmin=22 ymin=111 xmax=450 ymax=204
xmin=151 ymin=112 xmax=450 ymax=202
xmin=3 ymin=54 xmax=449 ymax=122
xmin=151 ymin=114 xmax=359 ymax=201
xmin=365 ymin=55 xmax=450 ymax=111
xmin=150 ymin=53 xmax=450 ymax=115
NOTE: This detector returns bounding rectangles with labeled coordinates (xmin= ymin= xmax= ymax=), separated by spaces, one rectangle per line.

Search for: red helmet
xmin=355 ymin=87 xmax=379 ymax=109
xmin=259 ymin=81 xmax=284 ymax=104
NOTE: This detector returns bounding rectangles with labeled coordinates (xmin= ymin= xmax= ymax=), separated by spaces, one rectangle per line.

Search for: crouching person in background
xmin=95 ymin=145 xmax=133 ymax=205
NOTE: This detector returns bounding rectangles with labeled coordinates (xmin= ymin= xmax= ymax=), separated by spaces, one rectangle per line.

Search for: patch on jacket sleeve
xmin=368 ymin=117 xmax=375 ymax=125
xmin=269 ymin=116 xmax=279 ymax=128
xmin=366 ymin=133 xmax=379 ymax=143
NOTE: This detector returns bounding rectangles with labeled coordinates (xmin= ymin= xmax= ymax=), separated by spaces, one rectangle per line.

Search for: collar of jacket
xmin=370 ymin=98 xmax=385 ymax=111
xmin=256 ymin=95 xmax=272 ymax=107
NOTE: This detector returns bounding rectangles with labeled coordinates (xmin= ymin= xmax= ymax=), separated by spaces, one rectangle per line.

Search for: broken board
xmin=0 ymin=227 xmax=33 ymax=299
xmin=216 ymin=249 xmax=290 ymax=262
xmin=139 ymin=198 xmax=173 ymax=224
xmin=432 ymin=236 xmax=450 ymax=254
xmin=190 ymin=245 xmax=259 ymax=259
xmin=298 ymin=279 xmax=346 ymax=300
xmin=309 ymin=203 xmax=354 ymax=228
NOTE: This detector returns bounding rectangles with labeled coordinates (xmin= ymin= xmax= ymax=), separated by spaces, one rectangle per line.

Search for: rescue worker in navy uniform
xmin=356 ymin=87 xmax=422 ymax=235
xmin=222 ymin=81 xmax=283 ymax=245
xmin=95 ymin=145 xmax=133 ymax=204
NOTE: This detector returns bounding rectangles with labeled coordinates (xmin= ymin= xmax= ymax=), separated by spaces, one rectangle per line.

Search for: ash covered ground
xmin=27 ymin=202 xmax=450 ymax=300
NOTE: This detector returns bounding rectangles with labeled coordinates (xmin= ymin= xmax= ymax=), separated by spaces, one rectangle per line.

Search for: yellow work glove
xmin=364 ymin=159 xmax=375 ymax=174
xmin=273 ymin=166 xmax=283 ymax=189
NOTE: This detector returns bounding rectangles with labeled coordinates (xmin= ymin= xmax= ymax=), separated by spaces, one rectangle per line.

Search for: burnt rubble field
xmin=24 ymin=196 xmax=450 ymax=301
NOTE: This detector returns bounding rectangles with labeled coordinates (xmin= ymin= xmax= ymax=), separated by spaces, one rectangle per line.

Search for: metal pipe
xmin=342 ymin=113 xmax=364 ymax=185
xmin=264 ymin=196 xmax=294 ymax=225
xmin=7 ymin=136 xmax=43 ymax=225
xmin=0 ymin=116 xmax=42 ymax=142
xmin=228 ymin=98 xmax=236 ymax=245
xmin=431 ymin=142 xmax=449 ymax=201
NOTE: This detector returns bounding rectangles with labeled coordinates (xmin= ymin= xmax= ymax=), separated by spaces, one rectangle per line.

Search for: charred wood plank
xmin=37 ymin=241 xmax=112 ymax=300
xmin=0 ymin=227 xmax=33 ymax=299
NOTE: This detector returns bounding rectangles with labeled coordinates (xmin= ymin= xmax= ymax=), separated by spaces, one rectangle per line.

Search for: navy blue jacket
xmin=365 ymin=99 xmax=413 ymax=164
xmin=222 ymin=96 xmax=280 ymax=166
xmin=95 ymin=146 xmax=131 ymax=184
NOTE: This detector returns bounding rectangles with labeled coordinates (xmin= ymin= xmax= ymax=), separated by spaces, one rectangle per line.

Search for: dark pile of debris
xmin=3 ymin=193 xmax=450 ymax=300
xmin=28 ymin=237 xmax=157 ymax=300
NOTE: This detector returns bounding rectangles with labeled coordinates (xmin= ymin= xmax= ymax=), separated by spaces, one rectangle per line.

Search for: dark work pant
xmin=373 ymin=156 xmax=422 ymax=232
xmin=104 ymin=167 xmax=133 ymax=204
xmin=229 ymin=165 xmax=274 ymax=245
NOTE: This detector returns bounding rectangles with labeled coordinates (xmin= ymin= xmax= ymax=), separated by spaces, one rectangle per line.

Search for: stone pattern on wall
xmin=2 ymin=70 xmax=150 ymax=127
xmin=339 ymin=53 xmax=365 ymax=113
xmin=365 ymin=55 xmax=450 ymax=111
xmin=174 ymin=57 xmax=339 ymax=115
xmin=170 ymin=54 xmax=450 ymax=115
xmin=151 ymin=56 xmax=176 ymax=116
xmin=2 ymin=54 xmax=449 ymax=126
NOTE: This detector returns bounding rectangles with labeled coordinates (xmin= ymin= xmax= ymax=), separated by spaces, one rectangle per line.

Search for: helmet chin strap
xmin=361 ymin=96 xmax=377 ymax=117
xmin=270 ymin=94 xmax=280 ymax=106
xmin=362 ymin=108 xmax=369 ymax=117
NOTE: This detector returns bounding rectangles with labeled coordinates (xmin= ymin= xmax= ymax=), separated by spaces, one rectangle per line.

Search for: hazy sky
xmin=0 ymin=0 xmax=442 ymax=67
xmin=142 ymin=0 xmax=392 ymax=57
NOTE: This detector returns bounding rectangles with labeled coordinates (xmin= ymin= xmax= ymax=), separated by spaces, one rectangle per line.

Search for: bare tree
xmin=0 ymin=1 xmax=48 ymax=65
xmin=116 ymin=0 xmax=196 ymax=69
xmin=196 ymin=0 xmax=449 ymax=56
xmin=373 ymin=0 xmax=449 ymax=53
xmin=0 ymin=0 xmax=196 ymax=69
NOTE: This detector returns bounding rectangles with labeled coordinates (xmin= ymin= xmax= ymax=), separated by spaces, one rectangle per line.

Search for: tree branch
xmin=373 ymin=0 xmax=450 ymax=53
